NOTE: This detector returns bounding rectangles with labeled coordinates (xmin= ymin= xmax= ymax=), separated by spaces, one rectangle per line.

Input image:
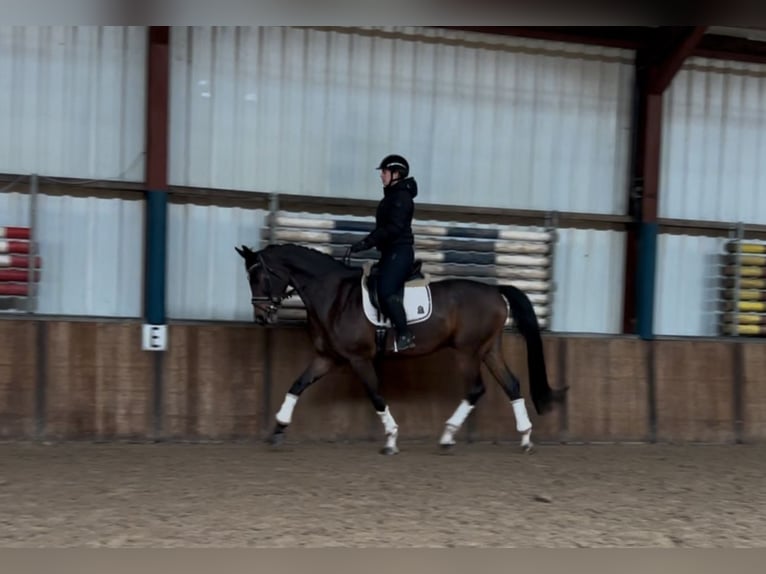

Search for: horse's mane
xmin=262 ymin=243 xmax=361 ymax=277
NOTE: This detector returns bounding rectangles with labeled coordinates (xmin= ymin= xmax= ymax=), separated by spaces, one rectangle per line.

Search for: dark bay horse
xmin=235 ymin=242 xmax=567 ymax=455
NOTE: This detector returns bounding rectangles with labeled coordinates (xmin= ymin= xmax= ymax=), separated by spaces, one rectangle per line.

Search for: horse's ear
xmin=235 ymin=245 xmax=249 ymax=259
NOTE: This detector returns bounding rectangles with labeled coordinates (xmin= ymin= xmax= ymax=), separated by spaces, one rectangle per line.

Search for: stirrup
xmin=394 ymin=332 xmax=416 ymax=352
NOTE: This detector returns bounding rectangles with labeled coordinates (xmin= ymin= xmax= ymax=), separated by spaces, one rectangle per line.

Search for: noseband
xmin=247 ymin=254 xmax=296 ymax=316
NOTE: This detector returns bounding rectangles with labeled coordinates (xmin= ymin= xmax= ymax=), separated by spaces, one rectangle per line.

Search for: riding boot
xmin=384 ymin=294 xmax=415 ymax=351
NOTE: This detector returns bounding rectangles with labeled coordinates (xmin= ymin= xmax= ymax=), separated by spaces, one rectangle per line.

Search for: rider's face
xmin=380 ymin=169 xmax=393 ymax=187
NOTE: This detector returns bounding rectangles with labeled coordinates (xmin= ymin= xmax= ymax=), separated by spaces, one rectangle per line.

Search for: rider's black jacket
xmin=363 ymin=176 xmax=418 ymax=252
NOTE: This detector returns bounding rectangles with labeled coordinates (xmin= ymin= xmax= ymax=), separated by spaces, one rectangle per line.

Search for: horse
xmin=235 ymin=242 xmax=567 ymax=455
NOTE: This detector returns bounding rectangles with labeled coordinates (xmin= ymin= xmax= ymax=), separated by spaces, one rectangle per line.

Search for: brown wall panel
xmin=45 ymin=321 xmax=97 ymax=438
xmin=566 ymin=337 xmax=649 ymax=442
xmin=742 ymin=341 xmax=766 ymax=442
xmin=472 ymin=334 xmax=562 ymax=444
xmin=45 ymin=322 xmax=153 ymax=439
xmin=654 ymin=340 xmax=735 ymax=443
xmin=164 ymin=324 xmax=265 ymax=440
xmin=0 ymin=320 xmax=37 ymax=438
xmin=0 ymin=317 xmax=758 ymax=445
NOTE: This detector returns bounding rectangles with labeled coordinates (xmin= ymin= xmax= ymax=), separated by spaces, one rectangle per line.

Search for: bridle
xmin=247 ymin=253 xmax=296 ymax=319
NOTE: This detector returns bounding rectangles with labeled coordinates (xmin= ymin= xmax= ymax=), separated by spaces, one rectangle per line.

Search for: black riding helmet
xmin=376 ymin=154 xmax=409 ymax=179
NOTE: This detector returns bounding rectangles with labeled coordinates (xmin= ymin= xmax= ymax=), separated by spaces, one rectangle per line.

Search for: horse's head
xmin=235 ymin=244 xmax=292 ymax=325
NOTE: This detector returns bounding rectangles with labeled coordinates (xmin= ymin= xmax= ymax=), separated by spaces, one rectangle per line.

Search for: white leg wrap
xmin=275 ymin=393 xmax=298 ymax=425
xmin=511 ymin=398 xmax=532 ymax=433
xmin=378 ymin=406 xmax=399 ymax=452
xmin=377 ymin=406 xmax=398 ymax=436
xmin=440 ymin=400 xmax=474 ymax=445
xmin=446 ymin=399 xmax=474 ymax=429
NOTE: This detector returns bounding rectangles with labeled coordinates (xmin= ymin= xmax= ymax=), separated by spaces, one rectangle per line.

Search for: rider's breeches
xmin=377 ymin=244 xmax=414 ymax=331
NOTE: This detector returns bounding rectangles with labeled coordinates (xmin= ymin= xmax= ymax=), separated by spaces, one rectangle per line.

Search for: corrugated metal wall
xmin=169 ymin=26 xmax=635 ymax=215
xmin=660 ymin=57 xmax=766 ymax=224
xmin=654 ymin=234 xmax=724 ymax=337
xmin=0 ymin=190 xmax=144 ymax=317
xmin=0 ymin=26 xmax=146 ymax=181
xmin=655 ymin=57 xmax=766 ymax=336
xmin=166 ymin=202 xmax=267 ymax=321
xmin=0 ymin=25 xmax=147 ymax=318
xmin=552 ymin=229 xmax=626 ymax=333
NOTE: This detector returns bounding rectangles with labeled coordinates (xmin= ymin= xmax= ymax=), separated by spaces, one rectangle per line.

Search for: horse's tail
xmin=498 ymin=285 xmax=556 ymax=415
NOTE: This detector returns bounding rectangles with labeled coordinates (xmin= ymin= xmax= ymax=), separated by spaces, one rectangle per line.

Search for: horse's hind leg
xmin=439 ymin=352 xmax=484 ymax=451
xmin=483 ymin=338 xmax=534 ymax=453
xmin=349 ymin=358 xmax=400 ymax=455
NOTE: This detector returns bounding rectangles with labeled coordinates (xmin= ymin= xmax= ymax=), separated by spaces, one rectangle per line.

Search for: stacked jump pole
xmin=720 ymin=223 xmax=766 ymax=337
xmin=0 ymin=174 xmax=40 ymax=313
xmin=260 ymin=208 xmax=558 ymax=330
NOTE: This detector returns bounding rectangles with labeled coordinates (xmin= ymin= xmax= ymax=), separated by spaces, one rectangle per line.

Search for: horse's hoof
xmin=439 ymin=443 xmax=455 ymax=454
xmin=521 ymin=443 xmax=536 ymax=455
xmin=268 ymin=433 xmax=285 ymax=447
xmin=379 ymin=446 xmax=399 ymax=456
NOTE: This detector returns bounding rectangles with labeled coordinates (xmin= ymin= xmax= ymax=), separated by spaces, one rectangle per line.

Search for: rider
xmin=350 ymin=153 xmax=418 ymax=352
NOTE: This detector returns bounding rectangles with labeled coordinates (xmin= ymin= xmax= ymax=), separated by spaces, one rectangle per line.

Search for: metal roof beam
xmin=437 ymin=26 xmax=649 ymax=49
xmin=695 ymin=32 xmax=766 ymax=64
xmin=438 ymin=26 xmax=766 ymax=65
xmin=646 ymin=26 xmax=708 ymax=94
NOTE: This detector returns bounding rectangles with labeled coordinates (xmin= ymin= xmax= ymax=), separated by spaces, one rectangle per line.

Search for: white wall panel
xmin=170 ymin=26 xmax=634 ymax=215
xmin=166 ymin=203 xmax=267 ymax=321
xmin=661 ymin=57 xmax=766 ymax=224
xmin=550 ymin=229 xmax=626 ymax=334
xmin=654 ymin=234 xmax=724 ymax=337
xmin=0 ymin=26 xmax=146 ymax=181
xmin=0 ymin=191 xmax=144 ymax=317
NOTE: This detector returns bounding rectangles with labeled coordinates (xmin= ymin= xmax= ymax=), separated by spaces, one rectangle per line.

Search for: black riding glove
xmin=350 ymin=238 xmax=373 ymax=253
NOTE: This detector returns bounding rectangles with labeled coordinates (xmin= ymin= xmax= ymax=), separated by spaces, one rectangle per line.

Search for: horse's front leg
xmin=349 ymin=358 xmax=399 ymax=455
xmin=269 ymin=354 xmax=337 ymax=446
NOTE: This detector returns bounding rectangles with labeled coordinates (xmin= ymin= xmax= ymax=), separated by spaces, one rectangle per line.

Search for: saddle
xmin=364 ymin=259 xmax=426 ymax=316
xmin=360 ymin=260 xmax=433 ymax=355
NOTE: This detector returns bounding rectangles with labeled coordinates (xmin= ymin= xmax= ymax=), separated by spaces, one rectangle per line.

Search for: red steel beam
xmin=636 ymin=27 xmax=708 ymax=222
xmin=639 ymin=93 xmax=664 ymax=222
xmin=621 ymin=28 xmax=706 ymax=335
xmin=649 ymin=26 xmax=708 ymax=94
xmin=146 ymin=27 xmax=170 ymax=190
xmin=143 ymin=26 xmax=171 ymax=327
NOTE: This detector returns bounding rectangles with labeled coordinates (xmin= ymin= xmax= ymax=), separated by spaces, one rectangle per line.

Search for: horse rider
xmin=349 ymin=153 xmax=418 ymax=352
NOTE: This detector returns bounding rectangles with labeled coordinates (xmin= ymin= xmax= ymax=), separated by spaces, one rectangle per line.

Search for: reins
xmin=248 ymin=254 xmax=297 ymax=316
